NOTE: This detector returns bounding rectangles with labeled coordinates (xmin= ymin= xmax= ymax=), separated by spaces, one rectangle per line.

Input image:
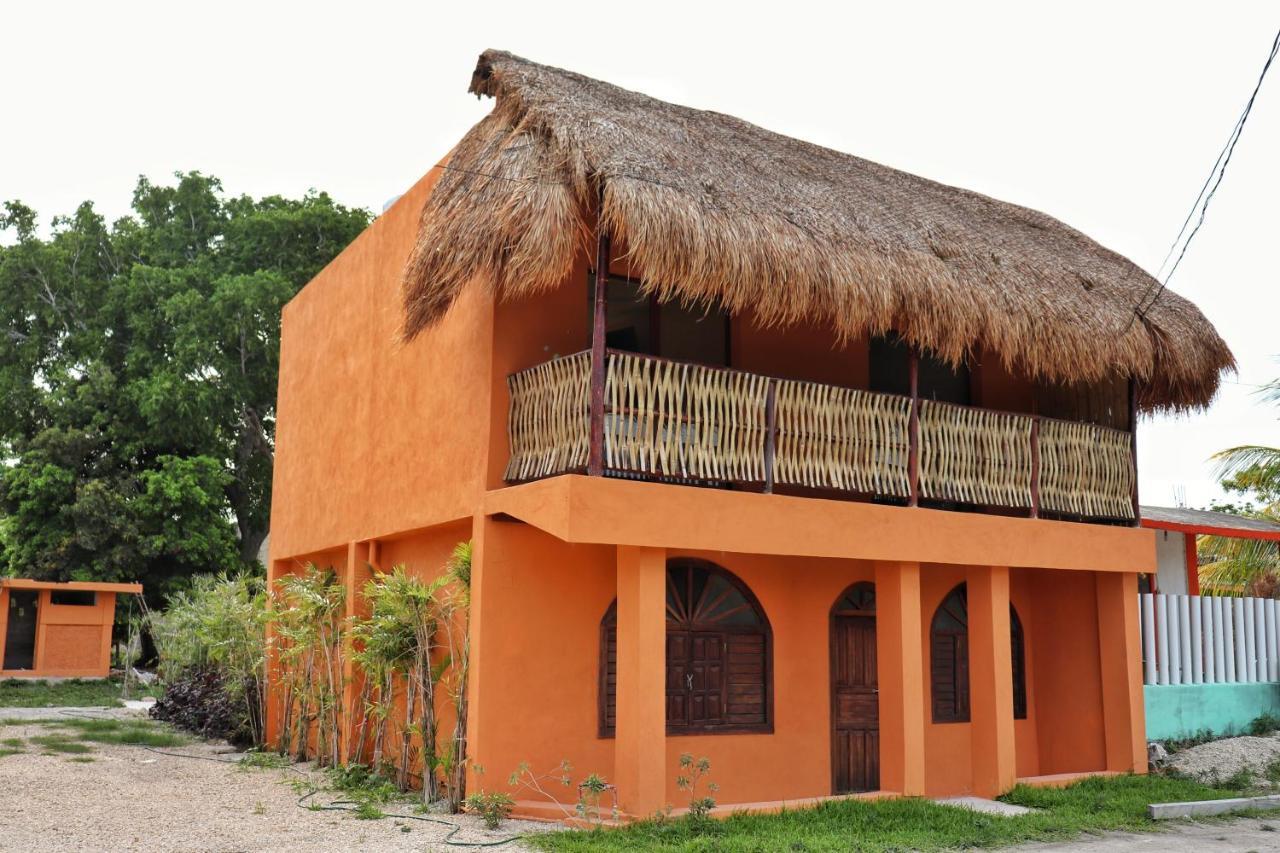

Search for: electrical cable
xmin=1126 ymin=26 xmax=1280 ymax=332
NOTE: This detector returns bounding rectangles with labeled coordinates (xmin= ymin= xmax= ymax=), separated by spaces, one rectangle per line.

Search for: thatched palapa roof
xmin=403 ymin=50 xmax=1234 ymax=411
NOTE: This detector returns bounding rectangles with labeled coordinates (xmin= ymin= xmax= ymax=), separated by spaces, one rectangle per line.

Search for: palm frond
xmin=1211 ymin=444 xmax=1280 ymax=482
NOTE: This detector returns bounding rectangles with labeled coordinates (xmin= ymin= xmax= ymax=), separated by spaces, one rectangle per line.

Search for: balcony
xmin=504 ymin=349 xmax=1137 ymax=523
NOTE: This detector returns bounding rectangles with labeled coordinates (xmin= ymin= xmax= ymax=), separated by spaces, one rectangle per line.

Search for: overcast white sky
xmin=2 ymin=1 xmax=1276 ymax=509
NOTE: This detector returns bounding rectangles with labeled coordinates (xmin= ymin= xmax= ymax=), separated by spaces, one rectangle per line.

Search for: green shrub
xmin=1250 ymin=712 xmax=1280 ymax=736
xmin=675 ymin=753 xmax=719 ymax=822
xmin=149 ymin=573 xmax=268 ymax=746
xmin=466 ymin=791 xmax=515 ymax=829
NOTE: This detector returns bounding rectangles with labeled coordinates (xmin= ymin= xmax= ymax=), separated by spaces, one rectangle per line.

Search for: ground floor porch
xmin=465 ymin=490 xmax=1149 ymax=817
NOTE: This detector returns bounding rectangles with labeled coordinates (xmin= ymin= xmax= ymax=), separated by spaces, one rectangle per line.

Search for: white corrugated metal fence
xmin=1140 ymin=593 xmax=1280 ymax=686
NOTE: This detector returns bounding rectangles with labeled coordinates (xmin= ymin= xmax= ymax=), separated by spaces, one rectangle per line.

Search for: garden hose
xmin=295 ymin=788 xmax=524 ymax=848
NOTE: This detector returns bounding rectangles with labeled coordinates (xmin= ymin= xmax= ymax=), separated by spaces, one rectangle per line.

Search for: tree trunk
xmin=228 ymin=407 xmax=273 ymax=565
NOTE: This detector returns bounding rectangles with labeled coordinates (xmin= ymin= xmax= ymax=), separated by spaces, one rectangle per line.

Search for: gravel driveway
xmin=1009 ymin=816 xmax=1280 ymax=851
xmin=0 ymin=710 xmax=548 ymax=852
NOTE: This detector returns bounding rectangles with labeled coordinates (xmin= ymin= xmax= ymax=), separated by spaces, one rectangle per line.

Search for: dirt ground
xmin=7 ymin=708 xmax=1280 ymax=852
xmin=0 ymin=710 xmax=548 ymax=852
xmin=1010 ymin=816 xmax=1280 ymax=851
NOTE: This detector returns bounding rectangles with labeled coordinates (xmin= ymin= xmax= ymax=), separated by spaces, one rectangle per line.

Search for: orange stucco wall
xmin=461 ymin=517 xmax=1146 ymax=811
xmin=0 ymin=586 xmax=124 ymax=678
xmin=269 ymin=162 xmax=497 ymax=561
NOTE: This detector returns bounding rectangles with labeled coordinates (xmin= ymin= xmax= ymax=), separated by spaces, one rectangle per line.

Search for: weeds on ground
xmin=55 ymin=717 xmax=186 ymax=747
xmin=1 ymin=737 xmax=23 ymax=748
xmin=0 ymin=677 xmax=141 ymax=708
xmin=2 ymin=716 xmax=186 ymax=755
xmin=239 ymin=749 xmax=291 ymax=770
xmin=67 ymin=756 xmax=95 ymax=763
xmin=0 ymin=747 xmax=23 ymax=758
xmin=1251 ymin=713 xmax=1280 ymax=736
xmin=1164 ymin=728 xmax=1222 ymax=752
xmin=327 ymin=763 xmax=403 ymax=803
xmin=30 ymin=734 xmax=93 ymax=754
xmin=326 ymin=762 xmax=408 ymax=821
xmin=1223 ymin=767 xmax=1258 ymax=791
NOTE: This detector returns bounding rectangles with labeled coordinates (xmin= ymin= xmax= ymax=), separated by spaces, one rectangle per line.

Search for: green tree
xmin=1201 ymin=378 xmax=1280 ymax=594
xmin=0 ymin=173 xmax=369 ymax=598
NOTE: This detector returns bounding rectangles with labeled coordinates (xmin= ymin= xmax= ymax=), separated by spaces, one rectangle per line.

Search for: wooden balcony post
xmin=763 ymin=379 xmax=778 ymax=494
xmin=588 ymin=208 xmax=610 ymax=478
xmin=1128 ymin=378 xmax=1140 ymax=525
xmin=1029 ymin=416 xmax=1040 ymax=519
xmin=907 ymin=347 xmax=920 ymax=506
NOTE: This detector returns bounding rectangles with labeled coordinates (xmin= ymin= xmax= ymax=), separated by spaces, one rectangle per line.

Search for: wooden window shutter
xmin=1011 ymin=605 xmax=1028 ymax=720
xmin=599 ymin=560 xmax=772 ymax=737
xmin=930 ymin=585 xmax=970 ymax=723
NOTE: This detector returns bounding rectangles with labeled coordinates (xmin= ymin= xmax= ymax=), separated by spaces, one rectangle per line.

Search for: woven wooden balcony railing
xmin=774 ymin=381 xmax=912 ymax=496
xmin=919 ymin=400 xmax=1034 ymax=509
xmin=603 ymin=351 xmax=770 ymax=482
xmin=1038 ymin=418 xmax=1136 ymax=520
xmin=503 ymin=351 xmax=591 ymax=482
xmin=504 ymin=349 xmax=1138 ymax=522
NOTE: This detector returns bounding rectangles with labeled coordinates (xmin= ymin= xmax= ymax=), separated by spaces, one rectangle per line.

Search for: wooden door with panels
xmin=831 ymin=582 xmax=879 ymax=794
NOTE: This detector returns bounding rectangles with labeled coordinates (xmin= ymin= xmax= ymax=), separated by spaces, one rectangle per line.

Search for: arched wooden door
xmin=830 ymin=582 xmax=879 ymax=794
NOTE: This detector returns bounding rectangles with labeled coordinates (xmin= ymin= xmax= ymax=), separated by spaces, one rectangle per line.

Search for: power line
xmin=1126 ymin=26 xmax=1280 ymax=331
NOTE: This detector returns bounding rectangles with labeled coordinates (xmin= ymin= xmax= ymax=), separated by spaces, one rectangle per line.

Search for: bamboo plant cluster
xmin=148 ymin=573 xmax=270 ymax=746
xmin=270 ymin=543 xmax=473 ymax=812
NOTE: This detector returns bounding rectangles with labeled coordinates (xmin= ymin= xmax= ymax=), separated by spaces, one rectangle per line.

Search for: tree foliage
xmin=1202 ymin=377 xmax=1280 ymax=595
xmin=0 ymin=173 xmax=370 ymax=597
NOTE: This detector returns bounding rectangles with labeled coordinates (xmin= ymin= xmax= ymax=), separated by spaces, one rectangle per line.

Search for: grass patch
xmin=1 ymin=716 xmax=187 ymax=752
xmin=0 ymin=747 xmax=23 ymax=758
xmin=53 ymin=717 xmax=187 ymax=747
xmin=29 ymin=734 xmax=93 ymax=754
xmin=67 ymin=756 xmax=95 ymax=763
xmin=531 ymin=774 xmax=1257 ymax=852
xmin=0 ymin=678 xmax=133 ymax=708
xmin=1 ymin=737 xmax=23 ymax=748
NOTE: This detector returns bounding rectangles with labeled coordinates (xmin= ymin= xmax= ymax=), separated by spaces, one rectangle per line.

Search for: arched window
xmin=930 ymin=586 xmax=970 ymax=723
xmin=599 ymin=559 xmax=772 ymax=736
xmin=833 ymin=582 xmax=876 ymax=616
xmin=1010 ymin=605 xmax=1028 ymax=720
xmin=929 ymin=584 xmax=1028 ymax=723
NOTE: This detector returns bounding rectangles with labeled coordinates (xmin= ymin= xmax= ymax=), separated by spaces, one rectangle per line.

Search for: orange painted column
xmin=464 ymin=515 xmax=492 ymax=796
xmin=967 ymin=565 xmax=1016 ymax=797
xmin=97 ymin=593 xmax=117 ymax=675
xmin=874 ymin=560 xmax=926 ymax=796
xmin=341 ymin=540 xmax=374 ymax=764
xmin=614 ymin=545 xmax=667 ymax=818
xmin=32 ymin=590 xmax=50 ymax=673
xmin=1096 ymin=572 xmax=1147 ymax=773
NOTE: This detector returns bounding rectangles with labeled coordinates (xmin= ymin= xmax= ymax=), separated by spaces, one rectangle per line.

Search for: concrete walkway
xmin=1011 ymin=815 xmax=1280 ymax=851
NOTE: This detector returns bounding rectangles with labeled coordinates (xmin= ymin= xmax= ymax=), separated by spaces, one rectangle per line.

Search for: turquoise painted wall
xmin=1145 ymin=682 xmax=1280 ymax=741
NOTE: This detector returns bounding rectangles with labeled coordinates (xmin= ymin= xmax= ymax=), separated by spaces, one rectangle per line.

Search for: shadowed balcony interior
xmin=504 ymin=274 xmax=1139 ymax=523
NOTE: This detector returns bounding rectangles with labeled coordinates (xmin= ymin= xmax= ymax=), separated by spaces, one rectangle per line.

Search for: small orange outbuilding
xmin=0 ymin=579 xmax=142 ymax=678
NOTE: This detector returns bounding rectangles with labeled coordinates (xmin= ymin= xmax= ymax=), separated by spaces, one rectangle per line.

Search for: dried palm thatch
xmin=403 ymin=50 xmax=1234 ymax=412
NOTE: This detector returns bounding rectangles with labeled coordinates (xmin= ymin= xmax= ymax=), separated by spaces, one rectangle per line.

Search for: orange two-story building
xmin=267 ymin=51 xmax=1234 ymax=816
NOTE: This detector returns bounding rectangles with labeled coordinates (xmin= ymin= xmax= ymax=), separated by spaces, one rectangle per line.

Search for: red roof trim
xmin=1141 ymin=518 xmax=1280 ymax=542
